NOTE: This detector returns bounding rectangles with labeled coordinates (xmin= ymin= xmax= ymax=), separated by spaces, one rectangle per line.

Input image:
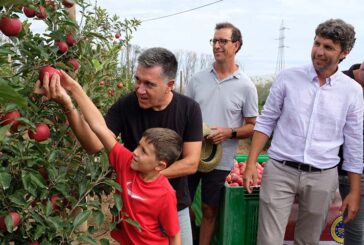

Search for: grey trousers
xmin=257 ymin=159 xmax=338 ymax=245
xmin=339 ymin=175 xmax=364 ymax=245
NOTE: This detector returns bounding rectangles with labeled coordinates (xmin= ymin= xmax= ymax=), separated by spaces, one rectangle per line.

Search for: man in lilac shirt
xmin=244 ymin=19 xmax=363 ymax=245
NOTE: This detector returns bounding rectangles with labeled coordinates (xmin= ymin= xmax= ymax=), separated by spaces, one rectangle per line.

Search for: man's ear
xmin=155 ymin=160 xmax=167 ymax=171
xmin=167 ymin=80 xmax=175 ymax=88
xmin=234 ymin=41 xmax=240 ymax=52
xmin=340 ymin=50 xmax=350 ymax=61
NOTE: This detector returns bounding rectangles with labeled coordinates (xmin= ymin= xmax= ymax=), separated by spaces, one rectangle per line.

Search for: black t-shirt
xmin=105 ymin=91 xmax=203 ymax=210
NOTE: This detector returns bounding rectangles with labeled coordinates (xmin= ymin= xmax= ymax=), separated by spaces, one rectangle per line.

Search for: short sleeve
xmin=109 ymin=143 xmax=133 ymax=171
xmin=158 ymin=190 xmax=180 ymax=236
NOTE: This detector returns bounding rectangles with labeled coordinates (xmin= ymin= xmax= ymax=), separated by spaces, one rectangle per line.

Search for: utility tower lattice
xmin=275 ymin=20 xmax=288 ymax=75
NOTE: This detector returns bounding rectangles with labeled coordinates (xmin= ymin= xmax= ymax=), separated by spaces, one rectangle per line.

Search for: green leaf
xmin=0 ymin=124 xmax=11 ymax=142
xmin=34 ymin=225 xmax=46 ymax=240
xmin=0 ymin=0 xmax=25 ymax=6
xmin=0 ymin=171 xmax=12 ymax=190
xmin=29 ymin=172 xmax=47 ymax=189
xmin=92 ymin=210 xmax=104 ymax=226
xmin=46 ymin=216 xmax=62 ymax=231
xmin=0 ymin=79 xmax=28 ymax=108
xmin=78 ymin=181 xmax=89 ymax=197
xmin=78 ymin=235 xmax=97 ymax=245
xmin=124 ymin=217 xmax=141 ymax=231
xmin=4 ymin=214 xmax=14 ymax=232
xmin=100 ymin=239 xmax=110 ymax=245
xmin=113 ymin=193 xmax=122 ymax=212
xmin=45 ymin=200 xmax=53 ymax=216
xmin=104 ymin=179 xmax=122 ymax=192
xmin=73 ymin=210 xmax=91 ymax=230
xmin=8 ymin=190 xmax=27 ymax=206
xmin=92 ymin=59 xmax=103 ymax=71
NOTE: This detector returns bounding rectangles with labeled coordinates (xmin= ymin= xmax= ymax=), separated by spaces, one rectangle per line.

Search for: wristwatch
xmin=230 ymin=128 xmax=237 ymax=139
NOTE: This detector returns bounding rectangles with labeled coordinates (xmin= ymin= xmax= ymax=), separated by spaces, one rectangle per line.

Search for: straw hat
xmin=198 ymin=123 xmax=223 ymax=172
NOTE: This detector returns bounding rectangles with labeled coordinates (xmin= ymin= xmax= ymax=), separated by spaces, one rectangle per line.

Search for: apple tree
xmin=0 ymin=0 xmax=140 ymax=244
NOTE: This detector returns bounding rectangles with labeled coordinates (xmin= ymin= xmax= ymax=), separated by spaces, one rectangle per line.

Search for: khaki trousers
xmin=257 ymin=159 xmax=338 ymax=245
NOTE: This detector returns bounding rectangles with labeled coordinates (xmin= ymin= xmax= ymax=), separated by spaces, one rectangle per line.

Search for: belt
xmin=272 ymin=158 xmax=337 ymax=172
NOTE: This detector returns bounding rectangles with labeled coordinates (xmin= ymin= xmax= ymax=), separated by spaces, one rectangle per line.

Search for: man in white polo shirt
xmin=185 ymin=22 xmax=258 ymax=245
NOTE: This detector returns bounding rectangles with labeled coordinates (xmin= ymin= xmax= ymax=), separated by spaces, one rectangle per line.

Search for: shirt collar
xmin=308 ymin=63 xmax=342 ymax=86
xmin=210 ymin=64 xmax=242 ymax=80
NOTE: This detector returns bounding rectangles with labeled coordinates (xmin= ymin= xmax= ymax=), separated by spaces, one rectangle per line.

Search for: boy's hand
xmin=33 ymin=72 xmax=72 ymax=107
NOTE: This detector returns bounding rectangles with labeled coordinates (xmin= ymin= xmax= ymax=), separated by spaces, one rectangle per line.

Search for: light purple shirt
xmin=255 ymin=64 xmax=364 ymax=173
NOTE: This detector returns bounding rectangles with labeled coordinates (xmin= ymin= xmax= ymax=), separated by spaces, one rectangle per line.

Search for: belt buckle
xmin=297 ymin=163 xmax=301 ymax=171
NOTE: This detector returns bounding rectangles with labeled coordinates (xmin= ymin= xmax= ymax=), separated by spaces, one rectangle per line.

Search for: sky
xmin=98 ymin=0 xmax=364 ymax=77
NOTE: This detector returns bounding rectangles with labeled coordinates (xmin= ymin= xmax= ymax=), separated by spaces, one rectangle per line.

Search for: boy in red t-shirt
xmin=44 ymin=71 xmax=181 ymax=245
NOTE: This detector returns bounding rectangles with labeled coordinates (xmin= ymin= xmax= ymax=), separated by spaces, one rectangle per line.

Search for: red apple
xmin=108 ymin=89 xmax=115 ymax=97
xmin=62 ymin=0 xmax=75 ymax=8
xmin=23 ymin=7 xmax=36 ymax=18
xmin=28 ymin=123 xmax=50 ymax=142
xmin=67 ymin=58 xmax=80 ymax=71
xmin=226 ymin=174 xmax=232 ymax=183
xmin=56 ymin=41 xmax=68 ymax=54
xmin=38 ymin=165 xmax=48 ymax=181
xmin=51 ymin=195 xmax=61 ymax=212
xmin=237 ymin=177 xmax=243 ymax=186
xmin=0 ymin=212 xmax=21 ymax=230
xmin=36 ymin=6 xmax=47 ymax=19
xmin=117 ymin=82 xmax=123 ymax=89
xmin=99 ymin=80 xmax=105 ymax=86
xmin=230 ymin=173 xmax=239 ymax=183
xmin=0 ymin=110 xmax=21 ymax=132
xmin=0 ymin=17 xmax=22 ymax=37
xmin=115 ymin=33 xmax=121 ymax=39
xmin=66 ymin=34 xmax=76 ymax=46
xmin=39 ymin=66 xmax=61 ymax=83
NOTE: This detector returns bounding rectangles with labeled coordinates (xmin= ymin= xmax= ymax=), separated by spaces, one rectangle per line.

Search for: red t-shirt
xmin=109 ymin=143 xmax=180 ymax=245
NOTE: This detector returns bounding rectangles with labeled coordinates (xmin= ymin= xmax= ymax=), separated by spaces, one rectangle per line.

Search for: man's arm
xmin=243 ymin=131 xmax=270 ymax=193
xmin=169 ymin=232 xmax=181 ymax=245
xmin=208 ymin=117 xmax=256 ymax=145
xmin=340 ymin=172 xmax=361 ymax=223
xmin=160 ymin=141 xmax=201 ymax=178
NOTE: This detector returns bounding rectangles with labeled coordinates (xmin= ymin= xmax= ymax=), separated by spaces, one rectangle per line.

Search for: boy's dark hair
xmin=215 ymin=22 xmax=243 ymax=53
xmin=137 ymin=47 xmax=178 ymax=80
xmin=142 ymin=128 xmax=182 ymax=166
xmin=315 ymin=19 xmax=356 ymax=53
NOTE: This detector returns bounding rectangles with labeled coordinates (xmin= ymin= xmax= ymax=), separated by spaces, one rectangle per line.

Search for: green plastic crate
xmin=214 ymin=186 xmax=260 ymax=245
xmin=191 ymin=154 xmax=268 ymax=226
xmin=235 ymin=154 xmax=269 ymax=163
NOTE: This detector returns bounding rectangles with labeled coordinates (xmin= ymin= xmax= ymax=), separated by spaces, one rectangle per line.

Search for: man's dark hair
xmin=215 ymin=22 xmax=243 ymax=53
xmin=315 ymin=19 xmax=356 ymax=53
xmin=142 ymin=128 xmax=182 ymax=166
xmin=137 ymin=47 xmax=178 ymax=80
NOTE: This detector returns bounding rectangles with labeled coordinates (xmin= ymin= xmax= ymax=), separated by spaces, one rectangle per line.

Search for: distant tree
xmin=119 ymin=44 xmax=142 ymax=80
xmin=251 ymin=76 xmax=275 ymax=112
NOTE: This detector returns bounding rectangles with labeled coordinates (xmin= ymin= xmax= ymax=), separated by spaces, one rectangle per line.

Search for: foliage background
xmin=0 ymin=0 xmax=139 ymax=244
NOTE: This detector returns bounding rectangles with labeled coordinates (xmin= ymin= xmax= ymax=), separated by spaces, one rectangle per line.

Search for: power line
xmin=141 ymin=0 xmax=223 ymax=22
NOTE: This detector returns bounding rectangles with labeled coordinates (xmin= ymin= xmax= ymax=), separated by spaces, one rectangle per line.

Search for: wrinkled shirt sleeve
xmin=342 ymin=91 xmax=364 ymax=174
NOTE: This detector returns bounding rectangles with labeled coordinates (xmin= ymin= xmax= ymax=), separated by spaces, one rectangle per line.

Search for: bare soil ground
xmin=94 ymin=139 xmax=252 ymax=243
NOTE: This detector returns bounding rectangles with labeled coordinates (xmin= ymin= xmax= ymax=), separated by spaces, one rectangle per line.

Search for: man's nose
xmin=135 ymin=83 xmax=146 ymax=94
xmin=316 ymin=46 xmax=325 ymax=55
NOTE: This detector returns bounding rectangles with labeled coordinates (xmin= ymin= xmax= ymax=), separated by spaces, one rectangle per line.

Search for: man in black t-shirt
xmin=339 ymin=61 xmax=364 ymax=245
xmin=36 ymin=47 xmax=203 ymax=245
